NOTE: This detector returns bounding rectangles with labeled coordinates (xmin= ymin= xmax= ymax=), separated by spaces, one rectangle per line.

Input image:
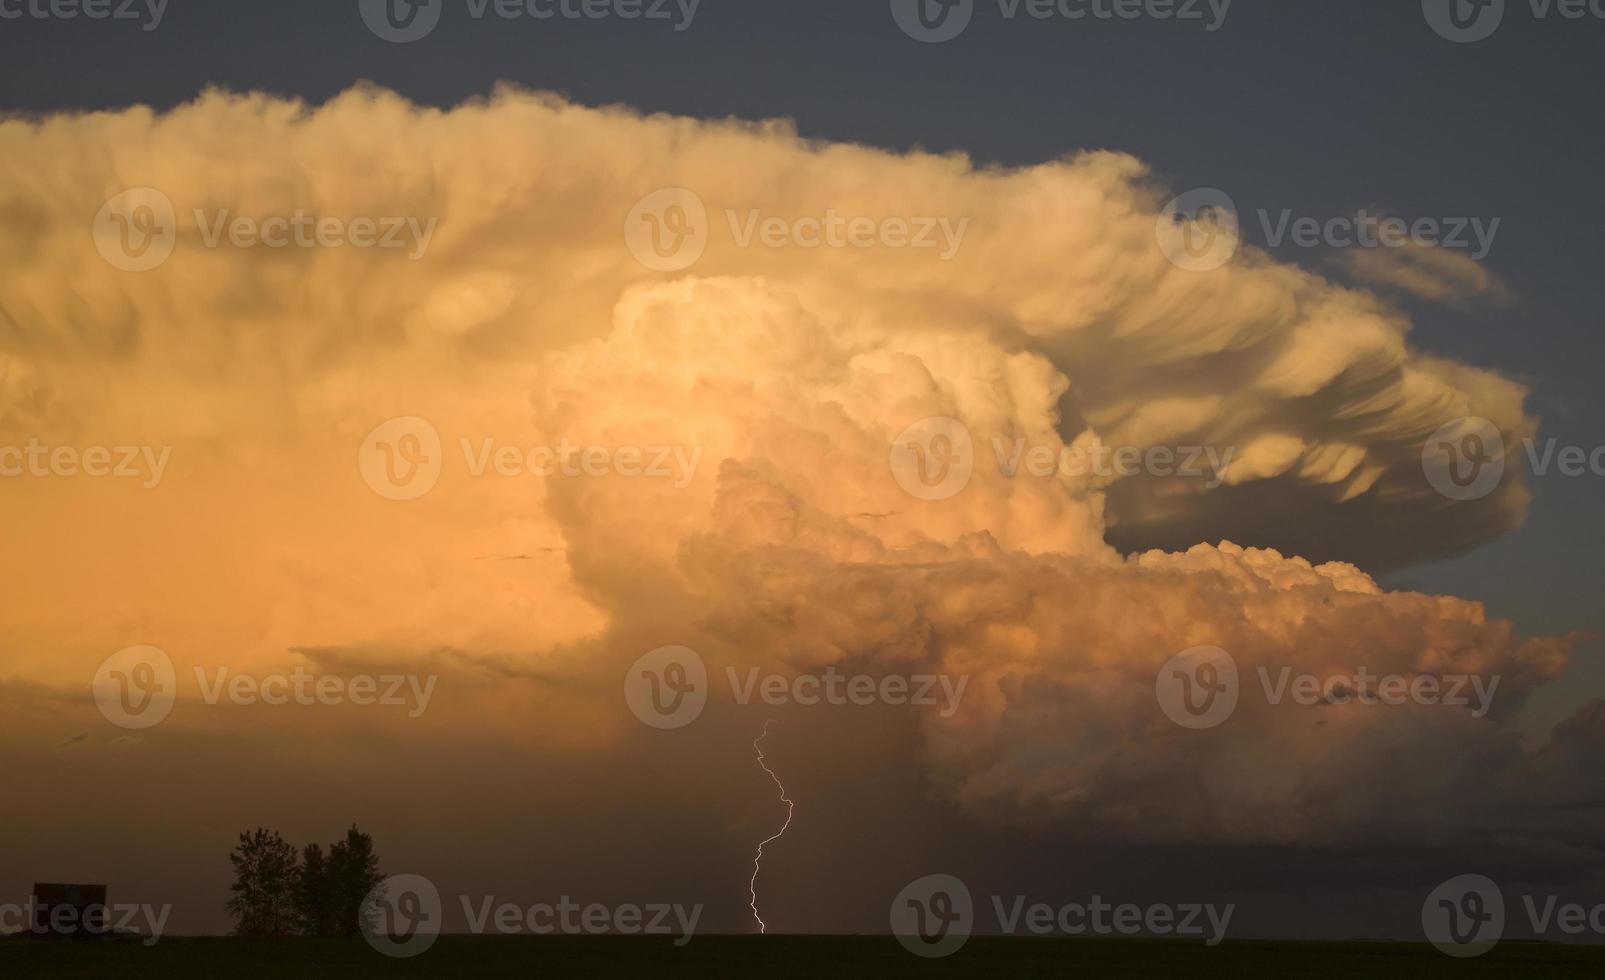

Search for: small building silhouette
xmin=30 ymin=883 xmax=109 ymax=939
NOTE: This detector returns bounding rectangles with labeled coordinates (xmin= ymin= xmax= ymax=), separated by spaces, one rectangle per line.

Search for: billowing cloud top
xmin=0 ymin=86 xmax=1593 ymax=876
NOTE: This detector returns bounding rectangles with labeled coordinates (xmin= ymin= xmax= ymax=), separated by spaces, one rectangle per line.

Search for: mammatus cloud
xmin=0 ymin=86 xmax=1593 ymax=867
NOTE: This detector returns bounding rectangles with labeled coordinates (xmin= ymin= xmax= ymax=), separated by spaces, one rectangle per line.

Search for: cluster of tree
xmin=225 ymin=825 xmax=385 ymax=939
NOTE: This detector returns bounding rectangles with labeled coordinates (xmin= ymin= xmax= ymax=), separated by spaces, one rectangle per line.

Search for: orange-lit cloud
xmin=0 ymin=85 xmax=1589 ymax=885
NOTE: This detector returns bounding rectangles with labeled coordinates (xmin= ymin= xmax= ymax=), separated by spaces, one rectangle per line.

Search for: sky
xmin=1 ymin=0 xmax=1603 ymax=951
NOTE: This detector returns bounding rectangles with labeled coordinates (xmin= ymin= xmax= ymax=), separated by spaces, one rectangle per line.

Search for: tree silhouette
xmin=228 ymin=825 xmax=385 ymax=938
xmin=225 ymin=828 xmax=299 ymax=938
xmin=327 ymin=825 xmax=385 ymax=938
xmin=294 ymin=843 xmax=335 ymax=938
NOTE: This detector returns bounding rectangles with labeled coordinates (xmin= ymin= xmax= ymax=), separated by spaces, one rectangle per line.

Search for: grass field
xmin=4 ymin=935 xmax=1604 ymax=978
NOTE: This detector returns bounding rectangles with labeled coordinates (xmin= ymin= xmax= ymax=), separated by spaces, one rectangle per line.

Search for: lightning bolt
xmin=748 ymin=719 xmax=793 ymax=934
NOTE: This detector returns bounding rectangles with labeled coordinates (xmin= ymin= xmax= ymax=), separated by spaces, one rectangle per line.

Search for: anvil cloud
xmin=0 ymin=87 xmax=1596 ymax=914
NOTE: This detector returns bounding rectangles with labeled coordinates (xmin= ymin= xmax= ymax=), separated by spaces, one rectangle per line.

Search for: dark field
xmin=4 ymin=936 xmax=1604 ymax=978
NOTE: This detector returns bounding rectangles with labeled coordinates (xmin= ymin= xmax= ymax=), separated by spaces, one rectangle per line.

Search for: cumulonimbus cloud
xmin=0 ymin=85 xmax=1591 ymax=857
